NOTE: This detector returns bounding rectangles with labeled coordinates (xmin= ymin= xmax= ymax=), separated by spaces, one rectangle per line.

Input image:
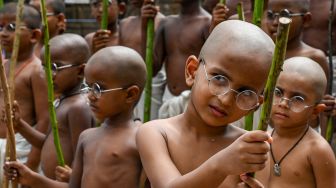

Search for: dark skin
xmin=0 ymin=12 xmax=49 ymax=172
xmin=154 ymin=0 xmax=211 ymax=96
xmin=119 ymin=0 xmax=165 ymax=57
xmin=85 ymin=0 xmax=125 ymax=54
xmin=137 ymin=20 xmax=275 ymax=188
xmin=257 ymin=58 xmax=336 ymax=188
xmin=4 ymin=46 xmax=146 ymax=188
xmin=14 ymin=34 xmax=95 ymax=181
xmin=302 ymin=0 xmax=336 ymax=55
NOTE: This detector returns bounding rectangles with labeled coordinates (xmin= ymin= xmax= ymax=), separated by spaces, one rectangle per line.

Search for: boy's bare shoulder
xmin=120 ymin=16 xmax=139 ymax=27
xmin=306 ymin=129 xmax=334 ymax=155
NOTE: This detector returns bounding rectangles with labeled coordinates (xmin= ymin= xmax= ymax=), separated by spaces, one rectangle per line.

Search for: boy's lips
xmin=209 ymin=105 xmax=228 ymax=117
xmin=273 ymin=111 xmax=289 ymax=119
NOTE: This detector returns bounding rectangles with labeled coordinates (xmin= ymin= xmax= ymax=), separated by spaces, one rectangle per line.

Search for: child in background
xmin=5 ymin=46 xmax=146 ymax=188
xmin=85 ymin=0 xmax=126 ymax=54
xmin=0 ymin=2 xmax=49 ymax=176
xmin=137 ymin=20 xmax=274 ymax=187
xmin=256 ymin=57 xmax=336 ymax=187
xmin=13 ymin=33 xmax=95 ymax=182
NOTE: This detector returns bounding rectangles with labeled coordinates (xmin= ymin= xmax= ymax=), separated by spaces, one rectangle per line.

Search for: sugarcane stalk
xmin=101 ymin=0 xmax=109 ymax=30
xmin=258 ymin=17 xmax=291 ymax=131
xmin=326 ymin=0 xmax=335 ymax=143
xmin=252 ymin=0 xmax=264 ymax=27
xmin=237 ymin=2 xmax=245 ymax=21
xmin=143 ymin=18 xmax=154 ymax=122
xmin=244 ymin=112 xmax=254 ymax=131
xmin=40 ymin=0 xmax=65 ymax=166
xmin=0 ymin=0 xmax=3 ymax=8
xmin=220 ymin=0 xmax=226 ymax=4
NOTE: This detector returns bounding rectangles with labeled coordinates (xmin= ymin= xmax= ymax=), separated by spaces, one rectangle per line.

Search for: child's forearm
xmin=29 ymin=171 xmax=68 ymax=188
xmin=17 ymin=119 xmax=46 ymax=149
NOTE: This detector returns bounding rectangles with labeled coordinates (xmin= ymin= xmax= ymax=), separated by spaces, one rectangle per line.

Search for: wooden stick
xmin=101 ymin=0 xmax=109 ymax=30
xmin=252 ymin=0 xmax=264 ymax=27
xmin=40 ymin=0 xmax=65 ymax=166
xmin=237 ymin=2 xmax=245 ymax=21
xmin=257 ymin=16 xmax=291 ymax=131
xmin=143 ymin=17 xmax=154 ymax=123
xmin=326 ymin=0 xmax=335 ymax=143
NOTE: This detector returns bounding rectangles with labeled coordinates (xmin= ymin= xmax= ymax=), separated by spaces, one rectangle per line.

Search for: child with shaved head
xmin=4 ymin=46 xmax=146 ymax=188
xmin=137 ymin=20 xmax=275 ymax=187
xmin=256 ymin=57 xmax=336 ymax=188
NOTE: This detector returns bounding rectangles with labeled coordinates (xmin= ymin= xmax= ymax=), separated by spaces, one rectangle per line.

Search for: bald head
xmin=49 ymin=33 xmax=89 ymax=65
xmin=86 ymin=46 xmax=147 ymax=91
xmin=283 ymin=57 xmax=326 ymax=100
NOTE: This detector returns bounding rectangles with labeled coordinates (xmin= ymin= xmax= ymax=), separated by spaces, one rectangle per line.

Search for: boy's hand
xmin=141 ymin=0 xmax=158 ymax=19
xmin=223 ymin=131 xmax=271 ymax=175
xmin=92 ymin=29 xmax=111 ymax=53
xmin=321 ymin=94 xmax=336 ymax=116
xmin=3 ymin=161 xmax=35 ymax=186
xmin=55 ymin=165 xmax=72 ymax=182
xmin=210 ymin=3 xmax=229 ymax=32
xmin=237 ymin=174 xmax=264 ymax=188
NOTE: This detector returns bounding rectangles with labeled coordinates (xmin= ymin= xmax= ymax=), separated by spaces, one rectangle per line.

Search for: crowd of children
xmin=0 ymin=0 xmax=335 ymax=187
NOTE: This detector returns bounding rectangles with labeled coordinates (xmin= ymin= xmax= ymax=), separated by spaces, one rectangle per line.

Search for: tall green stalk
xmin=326 ymin=0 xmax=335 ymax=143
xmin=252 ymin=0 xmax=264 ymax=27
xmin=40 ymin=0 xmax=65 ymax=166
xmin=220 ymin=0 xmax=226 ymax=4
xmin=257 ymin=17 xmax=291 ymax=131
xmin=101 ymin=0 xmax=109 ymax=30
xmin=237 ymin=2 xmax=245 ymax=21
xmin=143 ymin=18 xmax=154 ymax=122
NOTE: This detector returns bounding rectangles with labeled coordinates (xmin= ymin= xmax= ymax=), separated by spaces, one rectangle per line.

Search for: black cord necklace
xmin=270 ymin=126 xmax=309 ymax=177
xmin=53 ymin=91 xmax=82 ymax=108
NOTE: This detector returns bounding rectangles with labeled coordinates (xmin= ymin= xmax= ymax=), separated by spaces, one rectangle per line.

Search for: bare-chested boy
xmin=85 ymin=0 xmax=126 ymax=54
xmin=256 ymin=57 xmax=336 ymax=188
xmin=154 ymin=0 xmax=212 ymax=100
xmin=265 ymin=0 xmax=329 ymax=79
xmin=29 ymin=0 xmax=67 ymax=57
xmin=137 ymin=20 xmax=274 ymax=187
xmin=4 ymin=46 xmax=145 ymax=188
xmin=14 ymin=34 xmax=95 ymax=182
xmin=0 ymin=2 xmax=49 ymax=176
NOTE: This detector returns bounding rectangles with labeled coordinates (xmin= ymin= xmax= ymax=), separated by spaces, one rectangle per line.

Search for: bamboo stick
xmin=143 ymin=17 xmax=154 ymax=123
xmin=326 ymin=0 xmax=335 ymax=143
xmin=252 ymin=0 xmax=264 ymax=27
xmin=257 ymin=17 xmax=291 ymax=131
xmin=40 ymin=0 xmax=65 ymax=166
xmin=244 ymin=112 xmax=253 ymax=131
xmin=220 ymin=0 xmax=226 ymax=4
xmin=101 ymin=0 xmax=109 ymax=30
xmin=237 ymin=2 xmax=245 ymax=21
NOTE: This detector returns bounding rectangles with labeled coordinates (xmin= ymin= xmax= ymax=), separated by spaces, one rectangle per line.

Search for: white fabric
xmin=159 ymin=90 xmax=190 ymax=119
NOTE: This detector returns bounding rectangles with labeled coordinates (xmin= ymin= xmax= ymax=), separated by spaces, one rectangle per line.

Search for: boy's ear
xmin=125 ymin=85 xmax=140 ymax=104
xmin=118 ymin=2 xmax=126 ymax=16
xmin=56 ymin=13 xmax=66 ymax=34
xmin=30 ymin=29 xmax=42 ymax=44
xmin=312 ymin=103 xmax=326 ymax=115
xmin=253 ymin=95 xmax=264 ymax=111
xmin=302 ymin=12 xmax=312 ymax=28
xmin=185 ymin=55 xmax=200 ymax=87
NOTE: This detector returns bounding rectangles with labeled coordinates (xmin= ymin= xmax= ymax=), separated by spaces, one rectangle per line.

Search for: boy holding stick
xmin=13 ymin=34 xmax=95 ymax=182
xmin=0 ymin=2 xmax=49 ymax=177
xmin=137 ymin=20 xmax=274 ymax=187
xmin=4 ymin=46 xmax=145 ymax=188
xmin=256 ymin=57 xmax=336 ymax=187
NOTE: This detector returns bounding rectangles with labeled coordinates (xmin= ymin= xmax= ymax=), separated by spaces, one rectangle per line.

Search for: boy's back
xmin=154 ymin=0 xmax=211 ymax=96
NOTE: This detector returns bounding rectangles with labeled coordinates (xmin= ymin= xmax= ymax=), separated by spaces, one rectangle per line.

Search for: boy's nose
xmin=217 ymin=91 xmax=235 ymax=107
xmin=278 ymin=98 xmax=290 ymax=109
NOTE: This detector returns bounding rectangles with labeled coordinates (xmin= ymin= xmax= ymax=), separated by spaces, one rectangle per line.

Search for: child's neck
xmin=17 ymin=49 xmax=35 ymax=64
xmin=273 ymin=124 xmax=309 ymax=139
xmin=108 ymin=22 xmax=119 ymax=34
xmin=286 ymin=36 xmax=303 ymax=52
xmin=180 ymin=1 xmax=203 ymax=16
xmin=104 ymin=109 xmax=134 ymax=129
xmin=61 ymin=83 xmax=82 ymax=97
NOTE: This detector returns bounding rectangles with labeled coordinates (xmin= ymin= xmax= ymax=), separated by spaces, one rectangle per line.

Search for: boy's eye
xmin=291 ymin=96 xmax=305 ymax=105
xmin=274 ymin=88 xmax=283 ymax=97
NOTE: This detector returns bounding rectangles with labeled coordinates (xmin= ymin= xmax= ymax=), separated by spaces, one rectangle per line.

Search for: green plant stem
xmin=143 ymin=18 xmax=154 ymax=123
xmin=257 ymin=17 xmax=291 ymax=131
xmin=244 ymin=112 xmax=254 ymax=131
xmin=40 ymin=0 xmax=65 ymax=166
xmin=237 ymin=2 xmax=245 ymax=21
xmin=252 ymin=0 xmax=264 ymax=27
xmin=101 ymin=0 xmax=109 ymax=30
xmin=220 ymin=0 xmax=226 ymax=4
xmin=326 ymin=0 xmax=335 ymax=143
